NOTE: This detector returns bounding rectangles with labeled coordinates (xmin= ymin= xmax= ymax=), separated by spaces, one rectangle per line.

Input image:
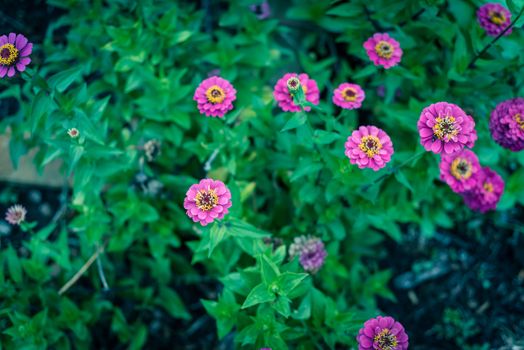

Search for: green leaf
xmin=281 ymin=113 xmax=307 ymax=132
xmin=209 ymin=222 xmax=228 ymax=257
xmin=241 ymin=283 xmax=275 ymax=309
xmin=291 ymin=293 xmax=312 ymax=320
xmin=272 ymin=296 xmax=291 ymax=318
xmin=48 ymin=66 xmax=84 ymax=92
xmin=228 ymin=218 xmax=269 ymax=238
xmin=158 ymin=287 xmax=190 ymax=320
xmin=8 ymin=137 xmax=26 ymax=170
xmin=394 ymin=170 xmax=413 ymax=192
xmin=30 ymin=90 xmax=53 ymax=133
xmin=260 ymin=255 xmax=280 ymax=285
xmin=277 ymin=272 xmax=308 ymax=296
xmin=314 ymin=130 xmax=341 ymax=144
xmin=6 ymin=246 xmax=22 ymax=283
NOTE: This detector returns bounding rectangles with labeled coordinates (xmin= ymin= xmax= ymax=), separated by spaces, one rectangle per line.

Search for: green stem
xmin=360 ymin=149 xmax=426 ymax=192
xmin=467 ymin=6 xmax=524 ymax=69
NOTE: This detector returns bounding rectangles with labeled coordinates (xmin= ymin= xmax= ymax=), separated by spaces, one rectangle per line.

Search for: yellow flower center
xmin=450 ymin=158 xmax=472 ymax=180
xmin=483 ymin=182 xmax=494 ymax=193
xmin=0 ymin=43 xmax=19 ymax=66
xmin=205 ymin=85 xmax=226 ymax=104
xmin=513 ymin=113 xmax=524 ymax=130
xmin=374 ymin=329 xmax=398 ymax=350
xmin=433 ymin=116 xmax=458 ymax=140
xmin=195 ymin=189 xmax=218 ymax=211
xmin=359 ymin=135 xmax=382 ymax=158
xmin=489 ymin=11 xmax=506 ymax=25
xmin=342 ymin=87 xmax=357 ymax=102
xmin=375 ymin=41 xmax=394 ymax=59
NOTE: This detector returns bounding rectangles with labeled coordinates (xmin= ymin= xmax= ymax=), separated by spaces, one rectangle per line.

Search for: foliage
xmin=0 ymin=0 xmax=523 ymax=348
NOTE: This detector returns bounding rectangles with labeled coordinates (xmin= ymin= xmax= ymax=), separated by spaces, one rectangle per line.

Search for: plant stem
xmin=58 ymin=241 xmax=108 ymax=295
xmin=467 ymin=7 xmax=524 ymax=69
xmin=361 ymin=149 xmax=426 ymax=192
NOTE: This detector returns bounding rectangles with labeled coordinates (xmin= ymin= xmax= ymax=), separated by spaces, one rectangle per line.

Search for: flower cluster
xmin=288 ymin=235 xmax=327 ymax=273
xmin=5 ymin=204 xmax=27 ymax=226
xmin=357 ymin=316 xmax=409 ymax=350
xmin=345 ymin=125 xmax=394 ymax=171
xmin=477 ymin=3 xmax=512 ymax=37
xmin=363 ymin=33 xmax=403 ymax=69
xmin=193 ymin=76 xmax=237 ymax=118
xmin=273 ymin=73 xmax=319 ymax=112
xmin=417 ymin=102 xmax=476 ymax=154
xmin=462 ymin=167 xmax=505 ymax=213
xmin=489 ymin=98 xmax=524 ymax=152
xmin=438 ymin=148 xmax=504 ymax=213
xmin=183 ymin=179 xmax=232 ymax=226
xmin=0 ymin=33 xmax=32 ymax=78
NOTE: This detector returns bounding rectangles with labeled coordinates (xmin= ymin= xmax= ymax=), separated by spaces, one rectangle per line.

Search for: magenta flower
xmin=439 ymin=150 xmax=481 ymax=193
xmin=477 ymin=3 xmax=512 ymax=37
xmin=249 ymin=1 xmax=271 ymax=20
xmin=288 ymin=235 xmax=327 ymax=273
xmin=193 ymin=76 xmax=237 ymax=118
xmin=363 ymin=33 xmax=402 ymax=69
xmin=344 ymin=125 xmax=394 ymax=171
xmin=5 ymin=204 xmax=27 ymax=226
xmin=0 ymin=33 xmax=32 ymax=78
xmin=357 ymin=316 xmax=409 ymax=350
xmin=465 ymin=114 xmax=478 ymax=149
xmin=462 ymin=167 xmax=504 ymax=213
xmin=418 ymin=102 xmax=476 ymax=154
xmin=273 ymin=73 xmax=319 ymax=112
xmin=183 ymin=179 xmax=232 ymax=226
xmin=333 ymin=83 xmax=365 ymax=110
xmin=489 ymin=98 xmax=524 ymax=152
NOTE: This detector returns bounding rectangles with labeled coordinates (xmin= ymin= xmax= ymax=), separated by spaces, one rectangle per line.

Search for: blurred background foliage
xmin=0 ymin=0 xmax=523 ymax=349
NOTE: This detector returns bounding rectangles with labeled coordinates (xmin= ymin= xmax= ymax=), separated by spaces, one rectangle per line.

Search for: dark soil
xmin=378 ymin=207 xmax=524 ymax=349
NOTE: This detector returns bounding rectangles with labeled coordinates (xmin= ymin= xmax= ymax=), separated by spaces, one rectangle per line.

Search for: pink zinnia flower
xmin=5 ymin=204 xmax=27 ymax=225
xmin=477 ymin=3 xmax=512 ymax=37
xmin=183 ymin=179 xmax=232 ymax=226
xmin=418 ymin=102 xmax=476 ymax=154
xmin=288 ymin=235 xmax=327 ymax=273
xmin=193 ymin=76 xmax=237 ymax=118
xmin=0 ymin=33 xmax=32 ymax=78
xmin=363 ymin=33 xmax=402 ymax=69
xmin=344 ymin=125 xmax=394 ymax=171
xmin=489 ymin=98 xmax=524 ymax=152
xmin=357 ymin=316 xmax=409 ymax=350
xmin=332 ymin=83 xmax=365 ymax=109
xmin=462 ymin=167 xmax=504 ymax=213
xmin=439 ymin=149 xmax=481 ymax=193
xmin=249 ymin=1 xmax=271 ymax=20
xmin=273 ymin=73 xmax=319 ymax=112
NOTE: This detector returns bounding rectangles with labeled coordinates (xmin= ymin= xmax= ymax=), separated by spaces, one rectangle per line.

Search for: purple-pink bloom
xmin=357 ymin=316 xmax=409 ymax=350
xmin=0 ymin=33 xmax=32 ymax=78
xmin=462 ymin=167 xmax=504 ymax=213
xmin=363 ymin=33 xmax=402 ymax=69
xmin=288 ymin=235 xmax=327 ymax=273
xmin=333 ymin=83 xmax=365 ymax=110
xmin=273 ymin=73 xmax=319 ymax=112
xmin=439 ymin=149 xmax=481 ymax=193
xmin=5 ymin=204 xmax=27 ymax=226
xmin=183 ymin=179 xmax=232 ymax=226
xmin=418 ymin=102 xmax=476 ymax=154
xmin=344 ymin=125 xmax=394 ymax=171
xmin=489 ymin=98 xmax=524 ymax=152
xmin=477 ymin=3 xmax=512 ymax=37
xmin=193 ymin=76 xmax=237 ymax=118
xmin=249 ymin=1 xmax=271 ymax=20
